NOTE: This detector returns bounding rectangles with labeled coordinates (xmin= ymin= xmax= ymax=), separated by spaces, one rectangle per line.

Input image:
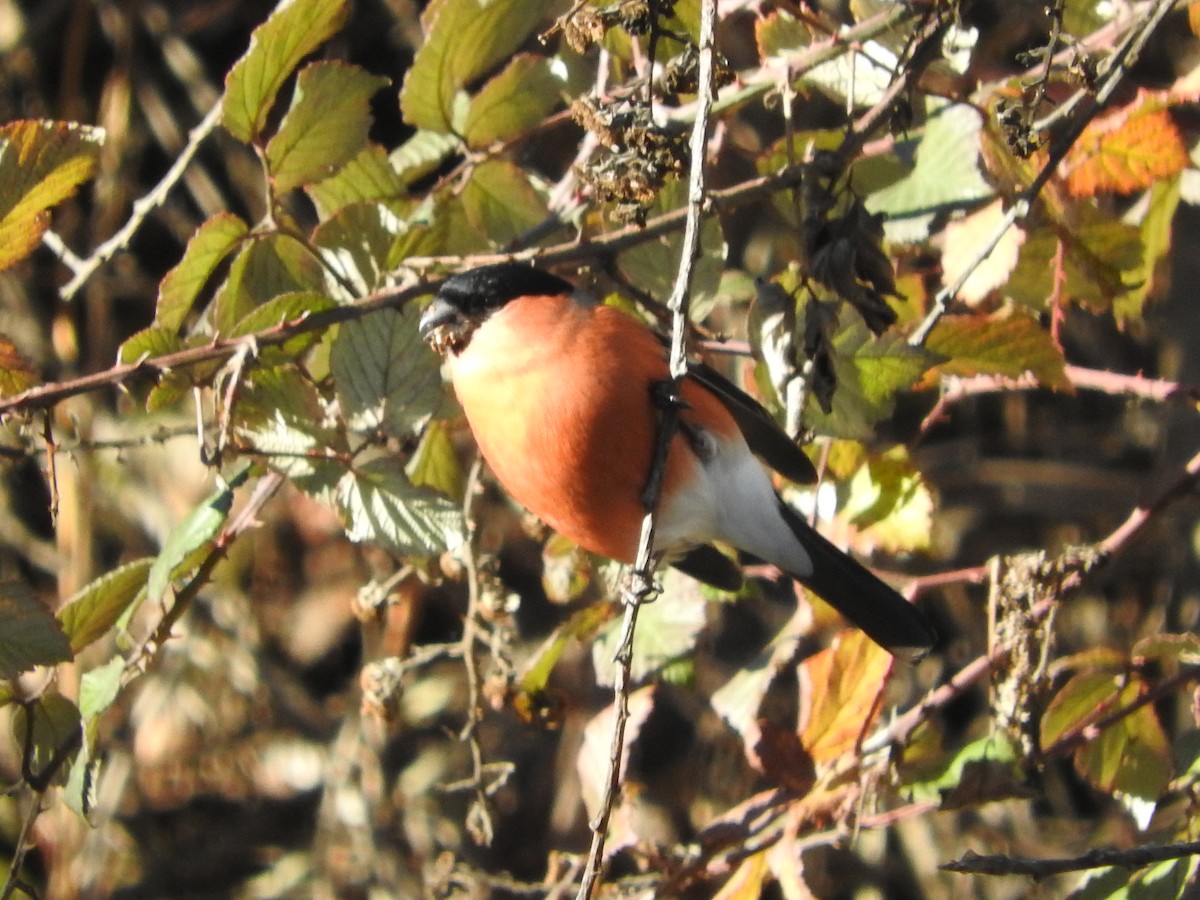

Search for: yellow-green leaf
xmin=925 ymin=310 xmax=1068 ymax=388
xmin=265 ymin=62 xmax=390 ymax=194
xmin=0 ymin=120 xmax=103 ymax=272
xmin=221 ymin=0 xmax=351 ymax=144
xmin=57 ymin=558 xmax=153 ymax=654
xmin=463 ymin=54 xmax=564 ymax=149
xmin=155 ymin=212 xmax=249 ymax=332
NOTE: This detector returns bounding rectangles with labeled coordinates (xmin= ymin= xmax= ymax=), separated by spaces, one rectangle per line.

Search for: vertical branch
xmin=575 ymin=1 xmax=720 ymax=897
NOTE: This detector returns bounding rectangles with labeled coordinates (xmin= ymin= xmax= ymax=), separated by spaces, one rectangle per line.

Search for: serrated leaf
xmin=117 ymin=325 xmax=185 ymax=366
xmin=798 ymin=629 xmax=891 ymax=764
xmin=463 ymin=55 xmax=564 ymax=149
xmin=230 ymin=289 xmax=336 ymax=361
xmin=389 ymin=130 xmax=462 ymax=185
xmin=312 ymin=200 xmax=409 ymax=293
xmin=755 ymin=9 xmax=810 ymax=60
xmin=592 ymin=570 xmax=708 ymax=687
xmin=0 ymin=333 xmax=39 ymax=397
xmin=868 ymin=104 xmax=994 ymax=243
xmin=12 ymin=693 xmax=81 ymax=786
xmin=211 ymin=233 xmax=327 ymax=335
xmin=1066 ymin=92 xmax=1189 ymax=198
xmin=265 ymin=62 xmax=390 ymax=194
xmin=0 ymin=582 xmax=73 ymax=678
xmin=336 ymin=458 xmax=465 ymax=556
xmin=925 ymin=310 xmax=1068 ymax=388
xmin=236 ymin=365 xmax=344 ymax=488
xmin=221 ymin=0 xmax=351 ymax=144
xmin=1133 ymin=633 xmax=1200 ymax=666
xmin=1116 ymin=174 xmax=1180 ymax=323
xmin=155 ymin=213 xmax=249 ymax=332
xmin=399 ymin=0 xmax=555 ymax=133
xmin=1070 ymin=678 xmax=1172 ymax=804
xmin=79 ymin=657 xmax=124 ymax=722
xmin=57 ymin=558 xmax=153 ymax=654
xmin=0 ymin=120 xmax=104 ymax=272
xmin=801 ymin=39 xmax=897 ymax=108
xmin=406 ymin=418 xmax=464 ymax=500
xmin=307 ymin=143 xmax=409 ymax=219
xmin=461 ymin=159 xmax=549 ymax=246
xmin=147 ymin=469 xmax=247 ymax=604
xmin=331 ymin=306 xmax=444 ymax=438
xmin=804 ymin=320 xmax=934 ymax=440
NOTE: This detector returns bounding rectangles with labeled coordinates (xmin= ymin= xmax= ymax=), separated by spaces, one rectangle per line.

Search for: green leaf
xmin=1041 ymin=671 xmax=1121 ymax=748
xmin=229 ymin=289 xmax=336 ymax=361
xmin=867 ymin=103 xmax=994 ymax=243
xmin=236 ymin=365 xmax=345 ymax=489
xmin=221 ymin=0 xmax=351 ymax=144
xmin=463 ymin=55 xmax=564 ymax=148
xmin=406 ymin=418 xmax=464 ymax=500
xmin=57 ymin=558 xmax=153 ymax=654
xmin=337 ymin=458 xmax=464 ymax=556
xmin=804 ymin=321 xmax=934 ymax=440
xmin=155 ymin=213 xmax=249 ymax=332
xmin=906 ymin=734 xmax=1025 ymax=808
xmin=12 ymin=693 xmax=81 ymax=787
xmin=0 ymin=582 xmax=73 ymax=678
xmin=265 ymin=61 xmax=390 ymax=194
xmin=147 ymin=468 xmax=248 ymax=603
xmin=925 ymin=311 xmax=1069 ymax=388
xmin=211 ymin=233 xmax=327 ymax=335
xmin=840 ymin=450 xmax=934 ymax=554
xmin=519 ymin=602 xmax=616 ymax=696
xmin=312 ymin=200 xmax=410 ymax=293
xmin=1115 ymin=174 xmax=1180 ymax=323
xmin=399 ymin=0 xmax=556 ymax=133
xmin=592 ymin=570 xmax=707 ymax=687
xmin=79 ymin=657 xmax=124 ymax=722
xmin=461 ymin=159 xmax=549 ymax=246
xmin=117 ymin=325 xmax=185 ymax=366
xmin=331 ymin=306 xmax=445 ymax=438
xmin=1075 ymin=678 xmax=1172 ymax=803
xmin=0 ymin=120 xmax=104 ymax=272
xmin=389 ymin=130 xmax=462 ymax=186
xmin=307 ymin=143 xmax=409 ymax=219
xmin=755 ymin=9 xmax=811 ymax=60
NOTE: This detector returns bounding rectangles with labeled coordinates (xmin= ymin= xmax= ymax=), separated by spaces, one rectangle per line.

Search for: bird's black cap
xmin=436 ymin=263 xmax=574 ymax=318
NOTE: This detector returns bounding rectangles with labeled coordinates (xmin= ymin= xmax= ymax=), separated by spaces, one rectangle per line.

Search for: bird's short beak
xmin=418 ymin=297 xmax=458 ymax=340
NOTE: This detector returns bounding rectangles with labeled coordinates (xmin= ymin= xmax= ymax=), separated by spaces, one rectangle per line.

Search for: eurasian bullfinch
xmin=419 ymin=263 xmax=936 ymax=657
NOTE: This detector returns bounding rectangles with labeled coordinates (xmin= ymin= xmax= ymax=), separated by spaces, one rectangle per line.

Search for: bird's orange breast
xmin=447 ymin=294 xmax=737 ymax=563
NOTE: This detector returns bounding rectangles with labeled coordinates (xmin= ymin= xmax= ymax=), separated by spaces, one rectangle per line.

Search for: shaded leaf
xmin=925 ymin=310 xmax=1069 ymax=388
xmin=463 ymin=55 xmax=564 ymax=149
xmin=0 ymin=333 xmax=39 ymax=398
xmin=0 ymin=582 xmax=73 ymax=678
xmin=907 ymin=734 xmax=1026 ymax=808
xmin=577 ymin=686 xmax=655 ymax=820
xmin=57 ymin=558 xmax=153 ymax=654
xmin=11 ymin=693 xmax=81 ymax=787
xmin=211 ymin=233 xmax=327 ymax=335
xmin=798 ymin=629 xmax=891 ymax=764
xmin=155 ymin=213 xmax=249 ymax=332
xmin=1116 ymin=174 xmax=1180 ymax=323
xmin=331 ymin=306 xmax=444 ymax=438
xmin=399 ymin=0 xmax=555 ymax=133
xmin=221 ymin=0 xmax=351 ymax=144
xmin=519 ymin=601 xmax=617 ymax=696
xmin=0 ymin=120 xmax=104 ymax=272
xmin=461 ymin=159 xmax=549 ymax=247
xmin=265 ymin=62 xmax=390 ymax=194
xmin=710 ymin=616 xmax=804 ymax=741
xmin=312 ymin=200 xmax=410 ymax=293
xmin=337 ymin=458 xmax=465 ymax=556
xmin=940 ymin=198 xmax=1026 ymax=303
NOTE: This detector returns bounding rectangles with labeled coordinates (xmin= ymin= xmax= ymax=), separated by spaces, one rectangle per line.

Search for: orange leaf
xmin=797 ymin=629 xmax=891 ymax=764
xmin=1065 ymin=92 xmax=1188 ymax=197
xmin=0 ymin=334 xmax=38 ymax=397
xmin=1190 ymin=2 xmax=1200 ymax=38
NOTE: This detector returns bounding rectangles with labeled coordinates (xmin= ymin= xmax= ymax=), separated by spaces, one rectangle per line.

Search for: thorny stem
xmin=574 ymin=1 xmax=719 ymax=895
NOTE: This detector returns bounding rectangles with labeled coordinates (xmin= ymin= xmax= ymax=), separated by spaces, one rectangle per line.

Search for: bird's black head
xmin=420 ymin=263 xmax=574 ymax=354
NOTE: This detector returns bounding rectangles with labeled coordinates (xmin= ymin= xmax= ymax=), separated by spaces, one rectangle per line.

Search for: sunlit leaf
xmin=1116 ymin=174 xmax=1180 ymax=323
xmin=331 ymin=306 xmax=445 ymax=438
xmin=0 ymin=582 xmax=73 ymax=678
xmin=307 ymin=143 xmax=409 ymax=219
xmin=798 ymin=629 xmax=891 ymax=764
xmin=229 ymin=289 xmax=336 ymax=360
xmin=117 ymin=325 xmax=185 ymax=366
xmin=406 ymin=418 xmax=464 ymax=501
xmin=925 ymin=310 xmax=1069 ymax=388
xmin=155 ymin=213 xmax=249 ymax=332
xmin=1065 ymin=92 xmax=1189 ymax=198
xmin=940 ymin=198 xmax=1025 ymax=304
xmin=399 ymin=0 xmax=556 ymax=133
xmin=57 ymin=558 xmax=152 ymax=654
xmin=840 ymin=449 xmax=934 ymax=554
xmin=906 ymin=733 xmax=1025 ymax=808
xmin=211 ymin=233 xmax=328 ymax=335
xmin=463 ymin=55 xmax=564 ymax=149
xmin=0 ymin=120 xmax=104 ymax=272
xmin=337 ymin=458 xmax=465 ymax=556
xmin=221 ymin=0 xmax=351 ymax=144
xmin=461 ymin=159 xmax=549 ymax=247
xmin=755 ymin=9 xmax=810 ymax=60
xmin=265 ymin=62 xmax=390 ymax=194
xmin=389 ymin=130 xmax=462 ymax=185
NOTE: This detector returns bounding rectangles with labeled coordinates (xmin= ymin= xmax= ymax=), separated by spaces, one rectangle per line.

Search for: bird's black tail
xmin=776 ymin=500 xmax=937 ymax=659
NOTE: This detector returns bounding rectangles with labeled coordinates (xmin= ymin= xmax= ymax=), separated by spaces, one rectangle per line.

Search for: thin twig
xmin=54 ymin=103 xmax=223 ymax=301
xmin=943 ymin=840 xmax=1200 ymax=878
xmin=574 ymin=2 xmax=719 ymax=896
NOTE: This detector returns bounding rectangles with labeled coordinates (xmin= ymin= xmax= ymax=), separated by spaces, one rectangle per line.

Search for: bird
xmin=418 ymin=262 xmax=936 ymax=657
